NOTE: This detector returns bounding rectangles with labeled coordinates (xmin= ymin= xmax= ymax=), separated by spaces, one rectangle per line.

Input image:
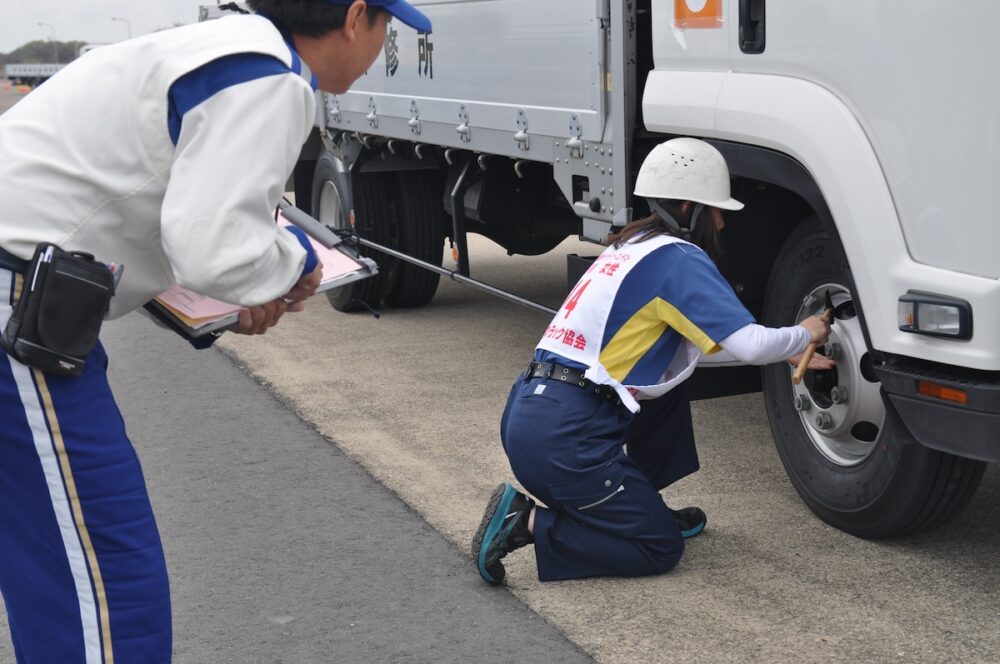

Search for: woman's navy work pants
xmin=501 ymin=373 xmax=699 ymax=582
xmin=0 ymin=267 xmax=171 ymax=663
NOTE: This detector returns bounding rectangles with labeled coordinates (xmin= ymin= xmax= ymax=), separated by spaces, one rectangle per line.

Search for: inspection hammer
xmin=792 ymin=289 xmax=833 ymax=385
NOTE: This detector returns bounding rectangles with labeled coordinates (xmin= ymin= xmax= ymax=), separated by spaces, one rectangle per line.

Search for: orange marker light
xmin=917 ymin=381 xmax=968 ymax=405
xmin=452 ymin=247 xmax=460 ymax=263
xmin=674 ymin=0 xmax=723 ymax=29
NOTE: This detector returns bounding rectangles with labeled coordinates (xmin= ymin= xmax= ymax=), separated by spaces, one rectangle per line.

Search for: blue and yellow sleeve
xmin=656 ymin=246 xmax=755 ymax=354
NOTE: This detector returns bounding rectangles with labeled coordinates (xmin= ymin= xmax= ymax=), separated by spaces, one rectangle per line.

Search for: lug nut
xmin=831 ymin=386 xmax=849 ymax=404
xmin=794 ymin=395 xmax=812 ymax=412
xmin=815 ymin=413 xmax=833 ymax=430
xmin=823 ymin=343 xmax=842 ymax=360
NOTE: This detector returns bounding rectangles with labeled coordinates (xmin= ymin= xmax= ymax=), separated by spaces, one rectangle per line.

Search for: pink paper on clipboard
xmin=153 ymin=212 xmax=363 ymax=328
xmin=154 ymin=286 xmax=242 ymax=326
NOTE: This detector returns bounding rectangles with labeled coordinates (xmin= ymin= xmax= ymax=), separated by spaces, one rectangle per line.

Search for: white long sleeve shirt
xmin=698 ymin=323 xmax=811 ymax=366
xmin=0 ymin=15 xmax=317 ymax=318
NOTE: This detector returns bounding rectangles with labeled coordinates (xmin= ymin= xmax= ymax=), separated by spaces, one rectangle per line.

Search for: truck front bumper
xmin=876 ymin=358 xmax=1000 ymax=463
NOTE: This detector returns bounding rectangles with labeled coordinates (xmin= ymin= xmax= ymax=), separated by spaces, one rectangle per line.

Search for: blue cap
xmin=324 ymin=0 xmax=432 ymax=33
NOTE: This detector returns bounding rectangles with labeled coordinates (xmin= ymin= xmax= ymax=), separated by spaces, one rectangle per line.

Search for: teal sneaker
xmin=671 ymin=506 xmax=707 ymax=539
xmin=471 ymin=483 xmax=535 ymax=585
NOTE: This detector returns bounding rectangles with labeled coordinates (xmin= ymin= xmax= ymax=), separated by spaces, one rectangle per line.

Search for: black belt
xmin=0 ymin=247 xmax=27 ymax=273
xmin=527 ymin=361 xmax=624 ymax=408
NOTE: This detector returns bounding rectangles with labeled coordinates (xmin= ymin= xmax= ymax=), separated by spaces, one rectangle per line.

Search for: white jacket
xmin=0 ymin=15 xmax=317 ymax=317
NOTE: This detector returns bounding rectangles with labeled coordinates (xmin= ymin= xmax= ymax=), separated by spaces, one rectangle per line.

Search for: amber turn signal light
xmin=916 ymin=380 xmax=968 ymax=405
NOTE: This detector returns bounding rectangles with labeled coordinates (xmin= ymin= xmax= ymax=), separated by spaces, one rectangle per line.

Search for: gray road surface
xmin=0 ymin=84 xmax=24 ymax=113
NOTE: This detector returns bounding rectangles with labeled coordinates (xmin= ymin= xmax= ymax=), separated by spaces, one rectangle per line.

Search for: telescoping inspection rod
xmin=277 ymin=201 xmax=558 ymax=317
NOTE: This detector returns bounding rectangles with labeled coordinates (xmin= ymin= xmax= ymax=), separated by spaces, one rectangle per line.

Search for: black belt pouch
xmin=1 ymin=243 xmax=115 ymax=376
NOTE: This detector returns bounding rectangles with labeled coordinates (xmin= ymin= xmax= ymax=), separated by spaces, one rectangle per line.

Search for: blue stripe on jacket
xmin=167 ymin=52 xmax=291 ymax=146
xmin=283 ymin=226 xmax=319 ymax=277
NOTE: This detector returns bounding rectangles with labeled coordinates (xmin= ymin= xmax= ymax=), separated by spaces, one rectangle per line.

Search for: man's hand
xmin=234 ymin=298 xmax=288 ymax=335
xmin=232 ymin=263 xmax=324 ymax=336
xmin=285 ymin=263 xmax=323 ymax=303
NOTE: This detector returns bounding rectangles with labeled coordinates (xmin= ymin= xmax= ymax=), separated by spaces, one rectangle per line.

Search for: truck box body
xmin=336 ymin=0 xmax=607 ymax=144
xmin=325 ymin=0 xmax=630 ymax=242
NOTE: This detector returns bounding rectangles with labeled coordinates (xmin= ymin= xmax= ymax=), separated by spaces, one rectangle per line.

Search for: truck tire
xmin=312 ymin=153 xmax=391 ymax=312
xmin=383 ymin=170 xmax=444 ymax=308
xmin=762 ymin=218 xmax=985 ymax=538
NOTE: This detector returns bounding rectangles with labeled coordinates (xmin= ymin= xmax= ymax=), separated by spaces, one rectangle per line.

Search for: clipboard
xmin=144 ymin=205 xmax=377 ymax=339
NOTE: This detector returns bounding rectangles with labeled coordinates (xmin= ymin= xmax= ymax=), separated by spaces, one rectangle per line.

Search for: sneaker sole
xmin=471 ymin=483 xmax=518 ymax=585
xmin=680 ymin=521 xmax=705 ymax=539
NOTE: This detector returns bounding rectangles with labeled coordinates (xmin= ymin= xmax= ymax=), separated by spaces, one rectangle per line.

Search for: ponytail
xmin=608 ymin=199 xmax=687 ymax=248
xmin=607 ymin=200 xmax=723 ymax=264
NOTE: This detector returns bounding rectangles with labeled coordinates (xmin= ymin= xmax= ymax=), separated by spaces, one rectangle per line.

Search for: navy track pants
xmin=0 ymin=267 xmax=171 ymax=663
xmin=500 ymin=373 xmax=699 ymax=581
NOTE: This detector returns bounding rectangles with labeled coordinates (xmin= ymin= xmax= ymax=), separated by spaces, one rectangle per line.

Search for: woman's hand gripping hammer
xmin=792 ymin=290 xmax=834 ymax=385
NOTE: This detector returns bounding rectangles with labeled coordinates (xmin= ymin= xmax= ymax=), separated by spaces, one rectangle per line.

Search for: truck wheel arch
xmin=643 ymin=70 xmax=906 ymax=354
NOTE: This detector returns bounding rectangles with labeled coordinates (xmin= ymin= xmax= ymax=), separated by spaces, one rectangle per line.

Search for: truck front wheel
xmin=762 ymin=219 xmax=985 ymax=538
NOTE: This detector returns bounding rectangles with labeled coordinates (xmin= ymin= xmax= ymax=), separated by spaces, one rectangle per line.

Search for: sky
xmin=0 ymin=0 xmax=210 ymax=53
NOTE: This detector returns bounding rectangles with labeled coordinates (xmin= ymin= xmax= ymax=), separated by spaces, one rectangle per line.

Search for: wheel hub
xmin=791 ymin=284 xmax=885 ymax=466
xmin=318 ymin=180 xmax=346 ymax=230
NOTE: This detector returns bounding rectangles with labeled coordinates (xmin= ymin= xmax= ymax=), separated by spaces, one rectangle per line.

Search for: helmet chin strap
xmin=647 ymin=199 xmax=705 ymax=241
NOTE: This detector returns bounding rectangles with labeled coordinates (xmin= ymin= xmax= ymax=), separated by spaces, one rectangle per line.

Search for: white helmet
xmin=634 ymin=138 xmax=744 ymax=211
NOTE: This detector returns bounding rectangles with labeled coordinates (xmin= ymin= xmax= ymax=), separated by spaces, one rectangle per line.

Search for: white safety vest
xmin=0 ymin=15 xmax=317 ymax=317
xmin=536 ymin=235 xmax=702 ymax=413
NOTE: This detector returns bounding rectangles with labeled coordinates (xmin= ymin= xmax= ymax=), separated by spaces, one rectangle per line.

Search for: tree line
xmin=1 ymin=40 xmax=89 ymax=65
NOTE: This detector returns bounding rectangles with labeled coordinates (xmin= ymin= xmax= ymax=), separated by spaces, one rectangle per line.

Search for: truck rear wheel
xmin=383 ymin=170 xmax=444 ymax=308
xmin=762 ymin=219 xmax=985 ymax=538
xmin=313 ymin=153 xmax=390 ymax=312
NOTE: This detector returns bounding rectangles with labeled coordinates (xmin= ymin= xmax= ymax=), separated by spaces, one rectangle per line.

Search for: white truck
xmin=206 ymin=1 xmax=1000 ymax=539
xmin=4 ymin=63 xmax=64 ymax=86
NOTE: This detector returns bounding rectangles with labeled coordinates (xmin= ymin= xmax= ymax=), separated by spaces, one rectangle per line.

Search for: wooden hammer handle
xmin=791 ymin=342 xmax=818 ymax=385
xmin=791 ymin=308 xmax=833 ymax=385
